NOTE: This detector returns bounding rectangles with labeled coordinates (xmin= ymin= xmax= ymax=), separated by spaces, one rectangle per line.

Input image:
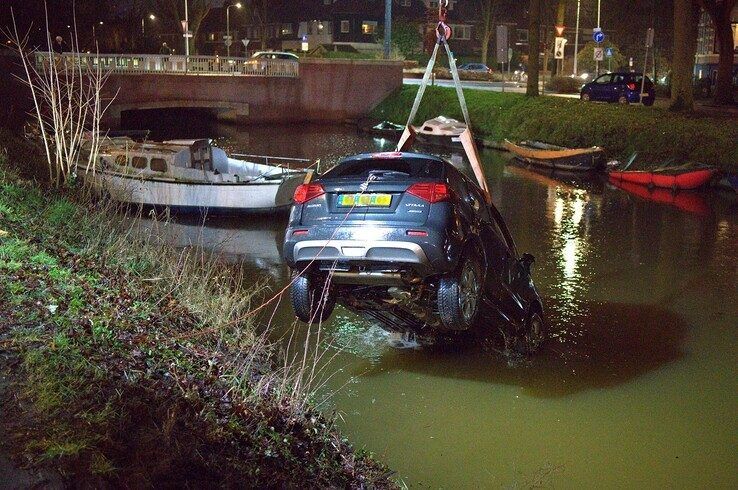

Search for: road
xmin=403 ymin=77 xmax=580 ymax=98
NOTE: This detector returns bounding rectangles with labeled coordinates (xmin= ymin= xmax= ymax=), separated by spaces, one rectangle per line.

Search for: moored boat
xmin=81 ymin=138 xmax=309 ymax=213
xmin=609 ymin=176 xmax=711 ymax=215
xmin=359 ymin=119 xmax=405 ymax=138
xmin=608 ymin=164 xmax=716 ymax=191
xmin=503 ymin=140 xmax=605 ymax=172
xmin=412 ymin=116 xmax=467 ymax=149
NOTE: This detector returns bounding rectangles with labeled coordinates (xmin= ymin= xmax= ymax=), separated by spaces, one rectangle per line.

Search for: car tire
xmin=290 ymin=272 xmax=336 ymax=324
xmin=643 ymin=97 xmax=655 ymax=107
xmin=437 ymin=253 xmax=483 ymax=331
xmin=581 ymin=92 xmax=591 ymax=102
xmin=618 ymin=95 xmax=629 ymax=105
xmin=524 ymin=310 xmax=546 ymax=353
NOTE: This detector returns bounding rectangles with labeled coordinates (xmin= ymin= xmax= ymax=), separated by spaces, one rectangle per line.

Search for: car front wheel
xmin=437 ymin=254 xmax=483 ymax=331
xmin=290 ymin=272 xmax=336 ymax=324
xmin=581 ymin=92 xmax=591 ymax=102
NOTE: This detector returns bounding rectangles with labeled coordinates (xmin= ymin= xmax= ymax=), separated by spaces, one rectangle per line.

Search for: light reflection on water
xmin=126 ymin=116 xmax=738 ymax=488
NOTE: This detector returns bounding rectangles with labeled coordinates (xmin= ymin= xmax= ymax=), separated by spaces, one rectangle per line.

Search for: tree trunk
xmin=706 ymin=1 xmax=737 ymax=105
xmin=669 ymin=0 xmax=700 ymax=111
xmin=480 ymin=0 xmax=493 ymax=66
xmin=527 ymin=0 xmax=542 ymax=96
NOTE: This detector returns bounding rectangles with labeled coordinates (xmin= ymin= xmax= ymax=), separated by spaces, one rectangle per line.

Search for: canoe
xmin=503 ymin=140 xmax=605 ymax=172
xmin=608 ymin=165 xmax=716 ymax=190
xmin=609 ymin=176 xmax=711 ymax=216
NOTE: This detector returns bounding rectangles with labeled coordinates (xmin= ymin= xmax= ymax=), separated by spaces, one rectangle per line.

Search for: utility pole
xmin=184 ymin=0 xmax=190 ymax=58
xmin=384 ymin=0 xmax=392 ymax=59
xmin=573 ymin=0 xmax=581 ymax=76
xmin=595 ymin=0 xmax=601 ymax=75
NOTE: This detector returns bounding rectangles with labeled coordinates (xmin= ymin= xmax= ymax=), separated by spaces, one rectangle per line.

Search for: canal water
xmin=127 ymin=114 xmax=737 ymax=488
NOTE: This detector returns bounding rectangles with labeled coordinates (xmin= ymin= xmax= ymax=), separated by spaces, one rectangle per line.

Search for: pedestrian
xmin=52 ymin=35 xmax=65 ymax=54
xmin=159 ymin=42 xmax=172 ymax=55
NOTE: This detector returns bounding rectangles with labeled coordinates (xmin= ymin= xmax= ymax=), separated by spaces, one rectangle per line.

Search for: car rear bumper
xmin=283 ymin=225 xmax=455 ymax=276
xmin=292 ymin=239 xmax=430 ymax=265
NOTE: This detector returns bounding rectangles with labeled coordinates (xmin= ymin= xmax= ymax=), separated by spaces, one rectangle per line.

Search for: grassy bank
xmin=370 ymin=86 xmax=738 ymax=171
xmin=0 ymin=135 xmax=395 ymax=487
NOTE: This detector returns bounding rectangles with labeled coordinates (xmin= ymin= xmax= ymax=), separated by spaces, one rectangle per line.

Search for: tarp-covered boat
xmin=412 ymin=116 xmax=467 ymax=149
xmin=608 ymin=164 xmax=716 ymax=190
xmin=504 ymin=140 xmax=605 ymax=172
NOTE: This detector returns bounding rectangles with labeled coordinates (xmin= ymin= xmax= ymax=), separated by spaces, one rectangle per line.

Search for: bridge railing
xmin=34 ymin=52 xmax=299 ymax=77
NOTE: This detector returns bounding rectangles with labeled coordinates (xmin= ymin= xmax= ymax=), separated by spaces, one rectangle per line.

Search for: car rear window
xmin=323 ymin=157 xmax=445 ymax=180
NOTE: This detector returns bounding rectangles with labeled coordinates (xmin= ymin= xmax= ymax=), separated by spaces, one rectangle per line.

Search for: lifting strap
xmin=396 ymin=4 xmax=491 ymax=203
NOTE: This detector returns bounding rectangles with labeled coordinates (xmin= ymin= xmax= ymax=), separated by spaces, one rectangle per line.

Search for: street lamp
xmin=573 ymin=0 xmax=581 ymax=76
xmin=226 ymin=2 xmax=242 ymax=58
xmin=142 ymin=14 xmax=156 ymax=35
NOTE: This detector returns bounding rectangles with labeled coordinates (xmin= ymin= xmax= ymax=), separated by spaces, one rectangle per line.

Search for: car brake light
xmin=406 ymin=182 xmax=450 ymax=203
xmin=627 ymin=83 xmax=637 ymax=91
xmin=293 ymin=229 xmax=309 ymax=236
xmin=407 ymin=230 xmax=428 ymax=237
xmin=293 ymin=183 xmax=324 ymax=204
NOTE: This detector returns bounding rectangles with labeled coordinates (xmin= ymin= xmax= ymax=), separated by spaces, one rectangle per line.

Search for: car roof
xmin=251 ymin=51 xmax=298 ymax=58
xmin=337 ymin=152 xmax=447 ymax=164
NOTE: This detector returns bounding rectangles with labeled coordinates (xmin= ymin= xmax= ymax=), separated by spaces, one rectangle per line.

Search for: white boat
xmin=412 ymin=116 xmax=467 ymax=149
xmin=81 ymin=138 xmax=309 ymax=213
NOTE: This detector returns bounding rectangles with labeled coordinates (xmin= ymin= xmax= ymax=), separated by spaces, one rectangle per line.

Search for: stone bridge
xmin=60 ymin=54 xmax=405 ymax=127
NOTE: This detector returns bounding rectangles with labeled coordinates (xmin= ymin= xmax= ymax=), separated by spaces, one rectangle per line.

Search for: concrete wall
xmin=103 ymin=58 xmax=403 ymax=127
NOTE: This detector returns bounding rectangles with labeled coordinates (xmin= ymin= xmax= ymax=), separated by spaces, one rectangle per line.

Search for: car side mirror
xmin=520 ymin=253 xmax=535 ymax=274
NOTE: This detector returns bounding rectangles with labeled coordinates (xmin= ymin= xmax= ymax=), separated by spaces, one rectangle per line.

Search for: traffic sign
xmin=554 ymin=37 xmax=567 ymax=60
xmin=593 ymin=47 xmax=604 ymax=61
xmin=180 ymin=20 xmax=188 ymax=33
xmin=183 ymin=31 xmax=193 ymax=38
xmin=508 ymin=47 xmax=513 ymax=62
xmin=555 ymin=25 xmax=565 ymax=37
xmin=224 ymin=35 xmax=233 ymax=47
xmin=605 ymin=47 xmax=614 ymax=58
xmin=593 ymin=28 xmax=605 ymax=44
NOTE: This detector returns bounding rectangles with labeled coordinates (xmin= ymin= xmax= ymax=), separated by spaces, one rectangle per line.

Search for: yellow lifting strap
xmin=396 ymin=29 xmax=491 ymax=204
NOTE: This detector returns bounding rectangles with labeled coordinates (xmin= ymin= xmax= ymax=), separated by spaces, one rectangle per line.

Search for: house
xmin=694 ymin=6 xmax=738 ymax=84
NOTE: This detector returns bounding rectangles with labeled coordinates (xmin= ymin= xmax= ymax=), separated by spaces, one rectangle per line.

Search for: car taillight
xmin=627 ymin=83 xmax=637 ymax=91
xmin=406 ymin=182 xmax=450 ymax=203
xmin=293 ymin=183 xmax=324 ymax=204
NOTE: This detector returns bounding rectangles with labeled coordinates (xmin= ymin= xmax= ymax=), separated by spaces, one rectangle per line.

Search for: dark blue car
xmin=581 ymin=72 xmax=655 ymax=106
xmin=283 ymin=152 xmax=545 ymax=350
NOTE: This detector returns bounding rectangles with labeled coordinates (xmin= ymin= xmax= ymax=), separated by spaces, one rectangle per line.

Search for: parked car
xmin=283 ymin=152 xmax=545 ymax=350
xmin=250 ymin=51 xmax=299 ymax=61
xmin=458 ymin=63 xmax=493 ymax=74
xmin=580 ymin=72 xmax=655 ymax=106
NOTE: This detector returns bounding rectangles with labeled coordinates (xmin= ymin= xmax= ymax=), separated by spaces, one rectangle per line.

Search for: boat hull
xmin=83 ymin=170 xmax=304 ymax=213
xmin=414 ymin=132 xmax=464 ymax=149
xmin=609 ymin=176 xmax=710 ymax=215
xmin=608 ymin=168 xmax=716 ymax=190
xmin=503 ymin=140 xmax=604 ymax=172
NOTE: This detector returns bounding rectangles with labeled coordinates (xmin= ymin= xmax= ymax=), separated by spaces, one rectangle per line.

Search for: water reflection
xmin=351 ymin=299 xmax=688 ymax=398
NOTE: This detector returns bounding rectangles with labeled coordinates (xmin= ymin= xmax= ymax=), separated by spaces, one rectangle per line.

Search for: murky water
xmin=128 ymin=114 xmax=737 ymax=488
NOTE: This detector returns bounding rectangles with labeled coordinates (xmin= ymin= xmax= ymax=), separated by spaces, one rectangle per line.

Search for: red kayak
xmin=608 ymin=165 xmax=716 ymax=190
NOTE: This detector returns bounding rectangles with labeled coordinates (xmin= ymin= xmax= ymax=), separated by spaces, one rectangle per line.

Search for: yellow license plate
xmin=339 ymin=193 xmax=392 ymax=207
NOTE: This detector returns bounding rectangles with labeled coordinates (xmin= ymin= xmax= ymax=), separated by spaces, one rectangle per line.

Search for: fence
xmin=35 ymin=52 xmax=299 ymax=77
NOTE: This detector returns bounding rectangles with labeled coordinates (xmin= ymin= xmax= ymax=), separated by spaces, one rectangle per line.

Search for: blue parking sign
xmin=605 ymin=47 xmax=613 ymax=58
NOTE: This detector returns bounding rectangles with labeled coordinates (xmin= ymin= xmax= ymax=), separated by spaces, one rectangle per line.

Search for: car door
xmin=611 ymin=73 xmax=628 ymax=101
xmin=590 ymin=74 xmax=614 ymax=101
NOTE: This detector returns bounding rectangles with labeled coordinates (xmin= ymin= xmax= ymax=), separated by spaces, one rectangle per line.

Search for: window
xmin=449 ymin=24 xmax=471 ymax=41
xmin=323 ymin=0 xmax=332 ymax=4
xmin=150 ymin=158 xmax=167 ymax=173
xmin=281 ymin=23 xmax=293 ymax=36
xmin=341 ymin=20 xmax=350 ymax=33
xmin=594 ymin=74 xmax=613 ymax=84
xmin=131 ymin=156 xmax=148 ymax=169
xmin=401 ymin=0 xmax=411 ymax=6
xmin=361 ymin=21 xmax=377 ymax=35
xmin=115 ymin=154 xmax=126 ymax=166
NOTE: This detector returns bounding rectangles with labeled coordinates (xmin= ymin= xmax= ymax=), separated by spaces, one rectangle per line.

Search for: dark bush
xmin=546 ymin=76 xmax=585 ymax=94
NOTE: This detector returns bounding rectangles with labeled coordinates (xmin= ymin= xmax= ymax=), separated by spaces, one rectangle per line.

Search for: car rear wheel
xmin=290 ymin=272 xmax=336 ymax=324
xmin=437 ymin=254 xmax=483 ymax=331
xmin=643 ymin=97 xmax=655 ymax=107
xmin=618 ymin=95 xmax=629 ymax=105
